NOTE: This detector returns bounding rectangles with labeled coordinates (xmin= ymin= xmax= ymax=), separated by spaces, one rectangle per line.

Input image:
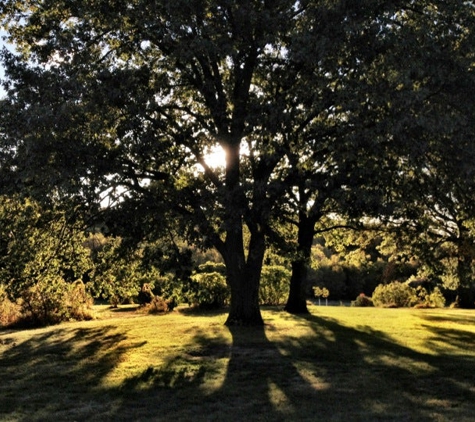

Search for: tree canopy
xmin=1 ymin=0 xmax=475 ymax=323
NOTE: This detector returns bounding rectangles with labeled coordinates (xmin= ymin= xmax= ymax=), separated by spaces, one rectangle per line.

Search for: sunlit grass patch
xmin=1 ymin=305 xmax=475 ymax=421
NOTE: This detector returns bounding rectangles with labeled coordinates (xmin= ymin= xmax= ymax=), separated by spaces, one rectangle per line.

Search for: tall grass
xmin=1 ymin=305 xmax=474 ymax=421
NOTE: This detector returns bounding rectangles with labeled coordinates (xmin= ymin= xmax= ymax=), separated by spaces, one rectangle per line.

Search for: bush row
xmin=182 ymin=263 xmax=290 ymax=309
xmin=351 ymin=281 xmax=446 ymax=308
xmin=1 ymin=262 xmax=449 ymax=329
xmin=0 ymin=279 xmax=93 ymax=328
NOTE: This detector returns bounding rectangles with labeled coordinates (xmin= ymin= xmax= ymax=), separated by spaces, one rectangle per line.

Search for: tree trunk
xmin=453 ymin=233 xmax=475 ymax=309
xmin=221 ymin=141 xmax=265 ymax=326
xmin=225 ymin=272 xmax=264 ymax=326
xmin=455 ymin=285 xmax=475 ymax=309
xmin=284 ymin=213 xmax=315 ymax=314
xmin=455 ymin=254 xmax=475 ymax=309
xmin=224 ymin=229 xmax=265 ymax=326
xmin=284 ymin=259 xmax=310 ymax=314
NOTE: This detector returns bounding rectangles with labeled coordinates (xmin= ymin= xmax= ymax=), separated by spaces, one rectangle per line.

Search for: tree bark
xmin=454 ymin=285 xmax=475 ymax=309
xmin=452 ymin=231 xmax=475 ymax=309
xmin=284 ymin=213 xmax=315 ymax=314
xmin=284 ymin=259 xmax=310 ymax=314
xmin=221 ymin=141 xmax=265 ymax=326
xmin=224 ymin=229 xmax=266 ymax=326
xmin=455 ymin=253 xmax=475 ymax=309
xmin=225 ymin=276 xmax=264 ymax=326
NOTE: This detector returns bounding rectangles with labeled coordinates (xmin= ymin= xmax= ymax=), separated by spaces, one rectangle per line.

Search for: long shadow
xmin=0 ymin=325 xmax=145 ymax=421
xmin=9 ymin=309 xmax=472 ymax=420
xmin=418 ymin=310 xmax=475 ymax=326
xmin=293 ymin=312 xmax=475 ymax=421
xmin=209 ymin=324 xmax=321 ymax=421
xmin=114 ymin=322 xmax=321 ymax=421
xmin=114 ymin=310 xmax=475 ymax=421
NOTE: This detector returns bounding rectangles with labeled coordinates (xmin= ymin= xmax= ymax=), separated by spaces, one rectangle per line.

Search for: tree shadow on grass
xmin=207 ymin=324 xmax=324 ymax=421
xmin=418 ymin=310 xmax=475 ymax=326
xmin=115 ymin=310 xmax=475 ymax=421
xmin=291 ymin=312 xmax=475 ymax=421
xmin=115 ymin=323 xmax=320 ymax=421
xmin=0 ymin=325 xmax=145 ymax=421
xmin=5 ymin=309 xmax=474 ymax=421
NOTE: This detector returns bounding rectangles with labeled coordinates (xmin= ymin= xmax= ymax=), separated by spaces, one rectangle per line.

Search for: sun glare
xmin=204 ymin=145 xmax=226 ymax=169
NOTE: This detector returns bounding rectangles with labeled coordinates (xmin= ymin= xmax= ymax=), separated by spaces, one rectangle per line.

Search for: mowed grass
xmin=1 ymin=305 xmax=475 ymax=421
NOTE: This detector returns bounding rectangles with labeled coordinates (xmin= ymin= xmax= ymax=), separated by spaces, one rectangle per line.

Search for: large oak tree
xmin=1 ymin=0 xmax=316 ymax=325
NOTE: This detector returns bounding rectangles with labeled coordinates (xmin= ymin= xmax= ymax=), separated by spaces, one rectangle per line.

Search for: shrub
xmin=145 ymin=296 xmax=176 ymax=314
xmin=0 ymin=285 xmax=21 ymax=327
xmin=19 ymin=276 xmax=69 ymax=325
xmin=196 ymin=261 xmax=226 ymax=275
xmin=351 ymin=293 xmax=374 ymax=307
xmin=0 ymin=196 xmax=93 ymax=301
xmin=150 ymin=274 xmax=183 ymax=305
xmin=372 ymin=281 xmax=418 ymax=308
xmin=138 ymin=283 xmax=155 ymax=305
xmin=88 ymin=236 xmax=146 ymax=306
xmin=185 ymin=272 xmax=230 ymax=309
xmin=259 ymin=265 xmax=290 ymax=305
xmin=66 ymin=280 xmax=94 ymax=320
xmin=429 ymin=287 xmax=446 ymax=308
xmin=18 ymin=277 xmax=93 ymax=326
xmin=414 ymin=286 xmax=446 ymax=308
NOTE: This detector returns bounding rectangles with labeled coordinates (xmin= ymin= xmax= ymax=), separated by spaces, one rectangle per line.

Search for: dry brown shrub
xmin=144 ymin=296 xmax=176 ymax=314
xmin=0 ymin=297 xmax=21 ymax=327
xmin=0 ymin=286 xmax=21 ymax=327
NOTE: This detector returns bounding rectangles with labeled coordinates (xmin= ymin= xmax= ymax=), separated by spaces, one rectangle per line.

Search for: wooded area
xmin=1 ymin=1 xmax=475 ymax=326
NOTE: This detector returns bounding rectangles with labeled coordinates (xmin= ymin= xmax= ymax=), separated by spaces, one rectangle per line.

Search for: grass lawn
xmin=1 ymin=304 xmax=475 ymax=421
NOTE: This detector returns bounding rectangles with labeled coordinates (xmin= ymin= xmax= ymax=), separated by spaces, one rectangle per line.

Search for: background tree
xmin=0 ymin=195 xmax=93 ymax=324
xmin=270 ymin=2 xmax=425 ymax=313
xmin=378 ymin=3 xmax=475 ymax=308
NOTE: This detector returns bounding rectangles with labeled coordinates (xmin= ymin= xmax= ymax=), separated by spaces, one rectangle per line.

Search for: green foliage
xmin=88 ymin=236 xmax=150 ymax=306
xmin=313 ymin=286 xmax=330 ymax=306
xmin=19 ymin=275 xmax=69 ymax=325
xmin=3 ymin=0 xmax=475 ymax=320
xmin=310 ymin=231 xmax=421 ymax=301
xmin=196 ymin=261 xmax=226 ymax=276
xmin=372 ymin=282 xmax=418 ymax=308
xmin=310 ymin=251 xmax=383 ymax=300
xmin=414 ymin=286 xmax=446 ymax=309
xmin=13 ymin=278 xmax=93 ymax=327
xmin=183 ymin=263 xmax=289 ymax=309
xmin=87 ymin=234 xmax=188 ymax=308
xmin=313 ymin=286 xmax=323 ymax=297
xmin=0 ymin=196 xmax=94 ymax=326
xmin=310 ymin=262 xmax=347 ymax=300
xmin=185 ymin=272 xmax=229 ymax=310
xmin=372 ymin=281 xmax=446 ymax=309
xmin=191 ymin=247 xmax=224 ymax=268
xmin=351 ymin=293 xmax=374 ymax=307
xmin=151 ymin=274 xmax=184 ymax=305
xmin=0 ymin=196 xmax=92 ymax=299
xmin=259 ymin=265 xmax=290 ymax=306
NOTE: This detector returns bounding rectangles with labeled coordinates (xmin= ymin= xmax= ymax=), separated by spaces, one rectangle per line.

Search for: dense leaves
xmin=0 ymin=196 xmax=91 ymax=298
xmin=1 ymin=0 xmax=475 ymax=323
xmin=0 ymin=196 xmax=94 ymax=325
